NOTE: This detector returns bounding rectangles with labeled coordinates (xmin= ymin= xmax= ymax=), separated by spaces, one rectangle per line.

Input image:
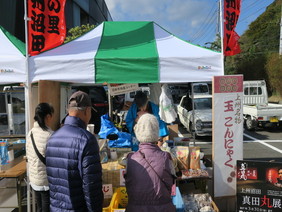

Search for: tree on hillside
xmin=204 ymin=34 xmax=221 ymax=52
xmin=65 ymin=24 xmax=95 ymax=43
xmin=266 ymin=53 xmax=282 ymax=96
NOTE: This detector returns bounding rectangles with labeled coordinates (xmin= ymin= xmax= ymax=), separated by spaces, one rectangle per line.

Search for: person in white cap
xmin=125 ymin=113 xmax=176 ymax=212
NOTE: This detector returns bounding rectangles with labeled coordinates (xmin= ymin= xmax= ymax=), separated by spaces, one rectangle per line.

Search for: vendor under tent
xmin=0 ymin=26 xmax=26 ymax=84
xmin=29 ymin=21 xmax=223 ymax=84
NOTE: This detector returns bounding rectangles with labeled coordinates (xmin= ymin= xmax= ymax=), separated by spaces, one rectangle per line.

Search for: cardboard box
xmin=102 ymin=161 xmax=125 ymax=188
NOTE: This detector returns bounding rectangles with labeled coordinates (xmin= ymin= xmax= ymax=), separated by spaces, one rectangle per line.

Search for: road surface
xmin=177 ymin=125 xmax=282 ymax=162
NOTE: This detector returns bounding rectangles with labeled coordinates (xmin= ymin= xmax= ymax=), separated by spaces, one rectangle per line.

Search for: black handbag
xmin=30 ymin=132 xmax=46 ymax=165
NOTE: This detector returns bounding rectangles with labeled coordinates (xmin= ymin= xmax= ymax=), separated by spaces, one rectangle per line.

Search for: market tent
xmin=0 ymin=26 xmax=26 ymax=84
xmin=30 ymin=21 xmax=223 ymax=84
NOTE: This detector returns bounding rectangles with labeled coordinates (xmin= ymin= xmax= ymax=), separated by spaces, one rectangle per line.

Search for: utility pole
xmin=280 ymin=1 xmax=282 ymax=55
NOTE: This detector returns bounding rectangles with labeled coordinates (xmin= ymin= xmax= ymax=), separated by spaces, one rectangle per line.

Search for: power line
xmin=190 ymin=10 xmax=218 ymax=43
xmin=238 ymin=6 xmax=270 ymax=23
xmin=188 ymin=2 xmax=218 ymax=41
xmin=192 ymin=15 xmax=218 ymax=44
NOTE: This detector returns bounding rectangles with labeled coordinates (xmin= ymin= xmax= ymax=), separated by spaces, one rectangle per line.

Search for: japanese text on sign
xmin=223 ymin=0 xmax=241 ymax=56
xmin=28 ymin=0 xmax=66 ymax=55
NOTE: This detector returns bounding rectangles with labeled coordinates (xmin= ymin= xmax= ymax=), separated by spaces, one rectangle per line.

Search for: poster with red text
xmin=28 ymin=0 xmax=66 ymax=56
xmin=224 ymin=0 xmax=241 ymax=56
xmin=213 ymin=75 xmax=244 ymax=197
xmin=237 ymin=160 xmax=282 ymax=212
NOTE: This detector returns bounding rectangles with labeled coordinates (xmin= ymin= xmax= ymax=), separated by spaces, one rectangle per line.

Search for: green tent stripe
xmin=0 ymin=26 xmax=26 ymax=56
xmin=95 ymin=21 xmax=159 ymax=84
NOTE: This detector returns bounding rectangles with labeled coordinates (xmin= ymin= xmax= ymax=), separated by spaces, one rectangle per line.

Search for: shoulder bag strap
xmin=139 ymin=150 xmax=171 ymax=191
xmin=30 ymin=132 xmax=46 ymax=165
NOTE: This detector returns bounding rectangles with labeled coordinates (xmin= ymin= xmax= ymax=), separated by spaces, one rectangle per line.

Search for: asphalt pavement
xmin=177 ymin=124 xmax=282 ymax=162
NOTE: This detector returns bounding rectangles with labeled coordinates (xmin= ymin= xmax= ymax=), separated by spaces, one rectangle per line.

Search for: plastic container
xmin=103 ymin=187 xmax=128 ymax=212
xmin=172 ymin=187 xmax=185 ymax=212
xmin=103 ymin=186 xmax=184 ymax=212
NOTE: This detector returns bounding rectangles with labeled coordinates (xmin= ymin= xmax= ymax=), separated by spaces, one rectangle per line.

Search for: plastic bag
xmin=190 ymin=147 xmax=201 ymax=170
xmin=98 ymin=114 xmax=119 ymax=139
xmin=0 ymin=140 xmax=8 ymax=165
xmin=99 ymin=114 xmax=132 ymax=148
xmin=171 ymin=146 xmax=189 ymax=170
xmin=108 ymin=132 xmax=132 ymax=148
xmin=159 ymin=84 xmax=177 ymax=123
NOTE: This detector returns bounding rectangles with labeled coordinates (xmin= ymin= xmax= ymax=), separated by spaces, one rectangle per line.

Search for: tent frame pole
xmin=24 ymin=1 xmax=34 ymax=211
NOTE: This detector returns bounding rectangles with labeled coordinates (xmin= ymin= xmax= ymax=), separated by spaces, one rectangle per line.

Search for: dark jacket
xmin=46 ymin=116 xmax=103 ymax=212
xmin=125 ymin=143 xmax=175 ymax=212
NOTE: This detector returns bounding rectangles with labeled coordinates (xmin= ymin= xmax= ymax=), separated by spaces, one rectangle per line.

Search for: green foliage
xmin=266 ymin=53 xmax=282 ymax=95
xmin=224 ymin=0 xmax=281 ymax=95
xmin=204 ymin=34 xmax=221 ymax=51
xmin=64 ymin=24 xmax=95 ymax=43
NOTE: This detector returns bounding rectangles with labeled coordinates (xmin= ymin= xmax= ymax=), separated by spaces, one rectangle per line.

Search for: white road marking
xmin=243 ymin=133 xmax=282 ymax=154
xmin=178 ymin=131 xmax=282 ymax=152
xmin=244 ymin=140 xmax=282 ymax=143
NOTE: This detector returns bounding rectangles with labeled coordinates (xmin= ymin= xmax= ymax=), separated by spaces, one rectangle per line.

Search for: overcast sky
xmin=105 ymin=0 xmax=275 ymax=47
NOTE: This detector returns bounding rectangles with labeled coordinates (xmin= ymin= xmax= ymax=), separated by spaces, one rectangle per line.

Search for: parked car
xmin=177 ymin=94 xmax=212 ymax=137
xmin=243 ymin=80 xmax=282 ymax=130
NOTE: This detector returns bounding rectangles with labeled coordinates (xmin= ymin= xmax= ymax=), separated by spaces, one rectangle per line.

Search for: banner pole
xmin=24 ymin=0 xmax=32 ymax=211
xmin=219 ymin=0 xmax=225 ymax=73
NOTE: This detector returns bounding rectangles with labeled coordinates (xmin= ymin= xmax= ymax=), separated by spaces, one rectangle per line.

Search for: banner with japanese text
xmin=224 ymin=0 xmax=241 ymax=56
xmin=237 ymin=160 xmax=282 ymax=212
xmin=213 ymin=75 xmax=243 ymax=197
xmin=28 ymin=0 xmax=66 ymax=56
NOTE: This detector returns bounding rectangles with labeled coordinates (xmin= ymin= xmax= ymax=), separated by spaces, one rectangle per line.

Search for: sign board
xmin=213 ymin=75 xmax=243 ymax=197
xmin=237 ymin=160 xmax=282 ymax=212
xmin=120 ymin=169 xmax=126 ymax=186
xmin=102 ymin=184 xmax=113 ymax=199
xmin=109 ymin=84 xmax=139 ymax=96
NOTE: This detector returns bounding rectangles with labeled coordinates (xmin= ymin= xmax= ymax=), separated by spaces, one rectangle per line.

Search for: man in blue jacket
xmin=46 ymin=91 xmax=103 ymax=211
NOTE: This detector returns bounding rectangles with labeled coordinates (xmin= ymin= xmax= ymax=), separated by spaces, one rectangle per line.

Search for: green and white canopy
xmin=30 ymin=21 xmax=223 ymax=84
xmin=0 ymin=26 xmax=26 ymax=84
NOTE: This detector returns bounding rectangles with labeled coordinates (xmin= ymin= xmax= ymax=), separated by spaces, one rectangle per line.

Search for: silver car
xmin=177 ymin=94 xmax=212 ymax=137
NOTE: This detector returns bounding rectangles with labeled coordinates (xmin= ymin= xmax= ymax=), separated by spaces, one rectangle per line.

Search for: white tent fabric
xmin=0 ymin=27 xmax=26 ymax=85
xmin=154 ymin=24 xmax=223 ymax=82
xmin=30 ymin=24 xmax=104 ymax=84
xmin=30 ymin=21 xmax=223 ymax=84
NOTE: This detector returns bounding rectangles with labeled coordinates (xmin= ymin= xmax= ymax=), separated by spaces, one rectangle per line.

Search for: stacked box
xmin=102 ymin=161 xmax=125 ymax=188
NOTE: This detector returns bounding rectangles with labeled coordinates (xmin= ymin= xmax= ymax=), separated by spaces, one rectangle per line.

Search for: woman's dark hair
xmin=134 ymin=91 xmax=148 ymax=108
xmin=34 ymin=103 xmax=54 ymax=131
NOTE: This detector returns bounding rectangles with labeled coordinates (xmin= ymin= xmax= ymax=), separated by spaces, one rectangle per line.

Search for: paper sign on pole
xmin=102 ymin=184 xmax=113 ymax=199
xmin=213 ymin=75 xmax=243 ymax=197
xmin=120 ymin=169 xmax=126 ymax=186
xmin=109 ymin=84 xmax=139 ymax=96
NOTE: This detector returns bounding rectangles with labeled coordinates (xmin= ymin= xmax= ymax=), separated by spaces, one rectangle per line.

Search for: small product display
xmin=181 ymin=169 xmax=209 ymax=178
xmin=170 ymin=145 xmax=210 ymax=179
xmin=171 ymin=146 xmax=190 ymax=170
xmin=182 ymin=193 xmax=215 ymax=212
xmin=189 ymin=147 xmax=201 ymax=170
